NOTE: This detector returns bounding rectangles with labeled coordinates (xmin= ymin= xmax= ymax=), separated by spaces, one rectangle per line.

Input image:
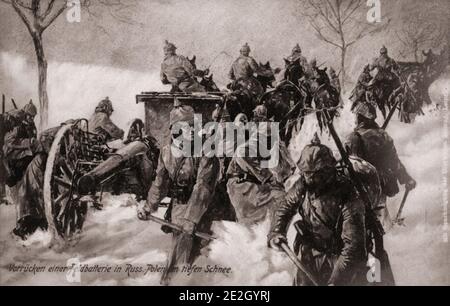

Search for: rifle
xmin=392 ymin=188 xmax=410 ymax=226
xmin=2 ymin=94 xmax=5 ymax=114
xmin=322 ymin=110 xmax=385 ymax=246
xmin=11 ymin=98 xmax=18 ymax=109
xmin=143 ymin=213 xmax=215 ymax=241
xmin=280 ymin=242 xmax=319 ymax=286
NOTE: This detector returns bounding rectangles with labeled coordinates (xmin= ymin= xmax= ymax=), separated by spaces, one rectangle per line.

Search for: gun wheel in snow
xmin=43 ymin=123 xmax=88 ymax=239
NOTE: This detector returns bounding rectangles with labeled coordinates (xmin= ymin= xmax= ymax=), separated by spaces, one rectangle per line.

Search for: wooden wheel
xmin=43 ymin=123 xmax=87 ymax=239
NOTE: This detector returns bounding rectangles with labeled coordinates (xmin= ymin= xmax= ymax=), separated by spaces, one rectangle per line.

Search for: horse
xmin=259 ymin=57 xmax=308 ymax=145
xmin=256 ymin=61 xmax=280 ymax=92
xmin=308 ymin=67 xmax=341 ymax=133
xmin=187 ymin=55 xmax=220 ymax=92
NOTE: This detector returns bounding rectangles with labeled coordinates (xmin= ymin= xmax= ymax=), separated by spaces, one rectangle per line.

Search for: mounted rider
xmin=228 ymin=43 xmax=264 ymax=99
xmin=370 ymin=45 xmax=400 ymax=85
xmin=286 ymin=44 xmax=308 ymax=69
xmin=350 ymin=64 xmax=373 ymax=110
xmin=160 ymin=40 xmax=206 ymax=93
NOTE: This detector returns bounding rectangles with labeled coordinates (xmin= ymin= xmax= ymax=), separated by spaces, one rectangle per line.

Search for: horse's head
xmin=188 ymin=55 xmax=197 ymax=69
xmin=283 ymin=58 xmax=304 ymax=84
xmin=200 ymin=73 xmax=219 ymax=92
xmin=256 ymin=61 xmax=279 ymax=91
xmin=310 ymin=67 xmax=329 ymax=89
xmin=422 ymin=48 xmax=446 ymax=77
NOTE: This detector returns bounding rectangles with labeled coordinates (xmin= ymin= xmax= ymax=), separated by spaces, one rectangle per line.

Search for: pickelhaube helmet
xmin=380 ymin=45 xmax=388 ymax=55
xmin=253 ymin=105 xmax=268 ymax=120
xmin=298 ymin=133 xmax=336 ymax=172
xmin=170 ymin=105 xmax=195 ymax=127
xmin=310 ymin=58 xmax=317 ymax=67
xmin=354 ymin=102 xmax=377 ymax=120
xmin=164 ymin=40 xmax=177 ymax=53
xmin=240 ymin=43 xmax=251 ymax=53
xmin=95 ymin=97 xmax=114 ymax=114
xmin=22 ymin=101 xmax=37 ymax=117
xmin=234 ymin=113 xmax=248 ymax=127
xmin=292 ymin=44 xmax=302 ymax=54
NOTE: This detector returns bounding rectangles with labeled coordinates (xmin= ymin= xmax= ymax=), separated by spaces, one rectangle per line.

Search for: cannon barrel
xmin=77 ymin=140 xmax=149 ymax=195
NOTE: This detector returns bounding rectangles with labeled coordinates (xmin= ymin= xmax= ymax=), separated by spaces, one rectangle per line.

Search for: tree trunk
xmin=340 ymin=47 xmax=347 ymax=93
xmin=31 ymin=31 xmax=49 ymax=130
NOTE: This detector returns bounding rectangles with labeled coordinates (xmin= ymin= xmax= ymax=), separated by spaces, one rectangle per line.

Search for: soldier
xmin=345 ymin=102 xmax=416 ymax=219
xmin=328 ymin=67 xmax=341 ymax=94
xmin=2 ymin=101 xmax=38 ymax=189
xmin=389 ymin=73 xmax=423 ymax=123
xmin=88 ymin=97 xmax=124 ymax=141
xmin=371 ymin=45 xmax=399 ymax=83
xmin=228 ymin=43 xmax=263 ymax=99
xmin=137 ymin=104 xmax=219 ymax=285
xmin=229 ymin=43 xmax=259 ymax=81
xmin=286 ymin=44 xmax=308 ymax=69
xmin=226 ymin=105 xmax=292 ymax=225
xmin=11 ymin=120 xmax=75 ymax=239
xmin=268 ymin=136 xmax=369 ymax=286
xmin=160 ymin=40 xmax=205 ymax=93
xmin=350 ymin=64 xmax=373 ymax=110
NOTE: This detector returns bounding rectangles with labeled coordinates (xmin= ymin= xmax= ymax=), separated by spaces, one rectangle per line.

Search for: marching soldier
xmin=12 ymin=122 xmax=70 ymax=239
xmin=345 ymin=102 xmax=416 ymax=221
xmin=268 ymin=136 xmax=370 ymax=286
xmin=89 ymin=97 xmax=125 ymax=141
xmin=3 ymin=101 xmax=38 ymax=189
xmin=160 ymin=40 xmax=205 ymax=93
xmin=137 ymin=104 xmax=219 ymax=285
xmin=226 ymin=105 xmax=292 ymax=225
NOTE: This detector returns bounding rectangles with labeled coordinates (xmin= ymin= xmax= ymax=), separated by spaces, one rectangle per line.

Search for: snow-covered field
xmin=0 ymin=53 xmax=448 ymax=285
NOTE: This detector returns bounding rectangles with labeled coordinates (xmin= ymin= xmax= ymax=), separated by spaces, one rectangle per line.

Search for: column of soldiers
xmin=141 ymin=41 xmax=417 ymax=286
xmin=1 ymin=97 xmax=124 ymax=239
xmin=1 ymin=41 xmax=418 ymax=286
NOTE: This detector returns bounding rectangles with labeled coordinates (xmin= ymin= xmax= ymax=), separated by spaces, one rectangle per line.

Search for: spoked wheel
xmin=44 ymin=123 xmax=87 ymax=240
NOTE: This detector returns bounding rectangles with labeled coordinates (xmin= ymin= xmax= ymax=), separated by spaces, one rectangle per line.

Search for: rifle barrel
xmin=145 ymin=214 xmax=215 ymax=241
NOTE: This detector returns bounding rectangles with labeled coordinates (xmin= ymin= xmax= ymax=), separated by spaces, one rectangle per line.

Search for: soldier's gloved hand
xmin=405 ymin=178 xmax=417 ymax=191
xmin=180 ymin=219 xmax=196 ymax=236
xmin=268 ymin=233 xmax=287 ymax=251
xmin=137 ymin=205 xmax=152 ymax=221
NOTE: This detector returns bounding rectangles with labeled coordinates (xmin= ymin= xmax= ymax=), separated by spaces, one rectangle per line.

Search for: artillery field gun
xmin=44 ymin=91 xmax=226 ymax=240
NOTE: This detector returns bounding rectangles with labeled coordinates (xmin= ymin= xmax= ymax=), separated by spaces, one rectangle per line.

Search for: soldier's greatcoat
xmin=2 ymin=109 xmax=37 ymax=187
xmin=88 ymin=112 xmax=124 ymax=141
xmin=270 ymin=175 xmax=367 ymax=286
xmin=160 ymin=54 xmax=205 ymax=93
xmin=146 ymin=144 xmax=219 ymax=283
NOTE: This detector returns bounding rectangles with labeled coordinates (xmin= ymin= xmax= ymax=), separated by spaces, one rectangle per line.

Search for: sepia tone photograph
xmin=0 ymin=0 xmax=449 ymax=288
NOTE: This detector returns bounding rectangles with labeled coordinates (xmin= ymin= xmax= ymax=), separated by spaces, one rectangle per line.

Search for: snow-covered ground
xmin=0 ymin=53 xmax=449 ymax=285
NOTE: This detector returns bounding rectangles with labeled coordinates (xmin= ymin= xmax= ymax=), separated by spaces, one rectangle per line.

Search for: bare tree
xmin=395 ymin=7 xmax=447 ymax=62
xmin=0 ymin=0 xmax=138 ymax=130
xmin=298 ymin=0 xmax=389 ymax=91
